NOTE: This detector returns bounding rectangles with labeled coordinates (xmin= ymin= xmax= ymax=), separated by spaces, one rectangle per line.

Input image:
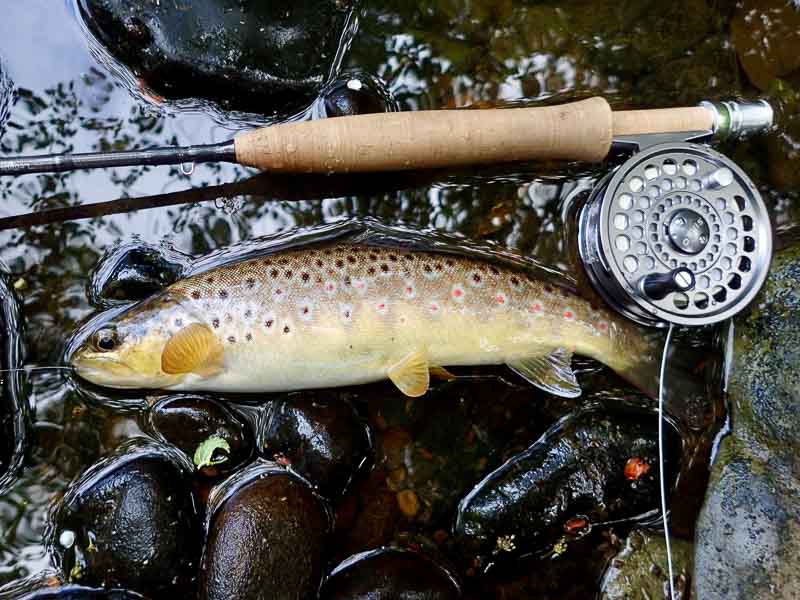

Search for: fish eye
xmin=93 ymin=328 xmax=119 ymax=352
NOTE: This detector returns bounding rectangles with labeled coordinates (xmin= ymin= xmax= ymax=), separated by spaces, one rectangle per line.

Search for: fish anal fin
xmin=162 ymin=323 xmax=225 ymax=377
xmin=507 ymin=348 xmax=581 ymax=398
xmin=430 ymin=365 xmax=456 ymax=381
xmin=388 ymin=350 xmax=430 ymax=397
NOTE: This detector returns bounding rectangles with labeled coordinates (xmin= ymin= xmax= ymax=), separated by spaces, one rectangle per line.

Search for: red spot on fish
xmin=624 ymin=457 xmax=651 ymax=480
xmin=563 ymin=309 xmax=574 ymax=320
xmin=529 ymin=302 xmax=543 ymax=314
xmin=495 ymin=293 xmax=507 ymax=305
xmin=597 ymin=321 xmax=609 ymax=333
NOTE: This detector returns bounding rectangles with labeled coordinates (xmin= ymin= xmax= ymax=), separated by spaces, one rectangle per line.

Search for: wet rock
xmin=599 ymin=529 xmax=693 ymax=600
xmin=146 ymin=394 xmax=253 ymax=478
xmin=0 ymin=272 xmax=26 ymax=496
xmin=0 ymin=574 xmax=149 ymax=599
xmin=732 ymin=0 xmax=800 ymax=91
xmin=456 ymin=405 xmax=675 ymax=569
xmin=87 ymin=241 xmax=187 ymax=307
xmin=694 ymin=246 xmax=800 ymax=599
xmin=320 ymin=547 xmax=461 ymax=600
xmin=259 ymin=392 xmax=372 ymax=498
xmin=199 ymin=460 xmax=330 ymax=600
xmin=77 ymin=0 xmax=359 ymax=115
xmin=314 ymin=70 xmax=398 ymax=119
xmin=47 ymin=438 xmax=201 ymax=597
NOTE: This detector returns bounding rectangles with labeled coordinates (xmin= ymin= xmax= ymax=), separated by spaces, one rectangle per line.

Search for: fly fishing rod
xmin=0 ymin=97 xmax=772 ymax=176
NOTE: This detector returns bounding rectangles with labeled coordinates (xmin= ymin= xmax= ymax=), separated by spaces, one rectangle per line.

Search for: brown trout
xmin=70 ymin=243 xmax=660 ymax=398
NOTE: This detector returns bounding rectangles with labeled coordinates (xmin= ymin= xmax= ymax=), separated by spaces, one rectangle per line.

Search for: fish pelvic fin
xmin=388 ymin=349 xmax=431 ymax=397
xmin=429 ymin=365 xmax=457 ymax=381
xmin=161 ymin=323 xmax=225 ymax=378
xmin=507 ymin=348 xmax=581 ymax=398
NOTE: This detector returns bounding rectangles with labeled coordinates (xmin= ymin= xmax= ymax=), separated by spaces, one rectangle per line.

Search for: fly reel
xmin=579 ymin=101 xmax=774 ymax=328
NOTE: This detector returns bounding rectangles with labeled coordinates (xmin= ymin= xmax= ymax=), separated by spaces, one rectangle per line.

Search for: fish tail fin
xmin=617 ymin=328 xmax=711 ymax=411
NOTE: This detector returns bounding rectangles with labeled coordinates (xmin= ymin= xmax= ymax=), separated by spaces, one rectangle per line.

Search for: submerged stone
xmin=87 ymin=241 xmax=187 ymax=307
xmin=77 ymin=0 xmax=358 ymax=115
xmin=146 ymin=394 xmax=254 ymax=478
xmin=320 ymin=547 xmax=461 ymax=600
xmin=456 ymin=405 xmax=675 ymax=569
xmin=199 ymin=461 xmax=330 ymax=600
xmin=0 ymin=272 xmax=26 ymax=496
xmin=315 ymin=70 xmax=398 ymax=119
xmin=694 ymin=246 xmax=800 ymax=599
xmin=47 ymin=438 xmax=201 ymax=597
xmin=259 ymin=392 xmax=372 ymax=498
xmin=599 ymin=529 xmax=693 ymax=600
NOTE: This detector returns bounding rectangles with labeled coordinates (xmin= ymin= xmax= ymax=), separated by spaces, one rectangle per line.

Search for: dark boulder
xmin=456 ymin=404 xmax=677 ymax=569
xmin=47 ymin=439 xmax=201 ymax=597
xmin=320 ymin=547 xmax=461 ymax=600
xmin=147 ymin=394 xmax=254 ymax=478
xmin=199 ymin=460 xmax=330 ymax=600
xmin=259 ymin=392 xmax=372 ymax=498
xmin=694 ymin=246 xmax=800 ymax=599
xmin=77 ymin=0 xmax=359 ymax=116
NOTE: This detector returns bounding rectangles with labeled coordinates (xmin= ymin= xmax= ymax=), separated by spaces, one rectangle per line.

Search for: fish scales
xmin=71 ymin=243 xmax=659 ymax=396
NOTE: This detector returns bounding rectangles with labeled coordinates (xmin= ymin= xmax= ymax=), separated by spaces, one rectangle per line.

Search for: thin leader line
xmin=659 ymin=323 xmax=676 ymax=599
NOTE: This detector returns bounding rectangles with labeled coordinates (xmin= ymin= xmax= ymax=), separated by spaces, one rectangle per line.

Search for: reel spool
xmin=579 ymin=106 xmax=773 ymax=328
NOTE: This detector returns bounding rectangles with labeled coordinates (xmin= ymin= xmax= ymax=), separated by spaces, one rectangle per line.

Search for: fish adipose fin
xmin=388 ymin=350 xmax=430 ymax=397
xmin=161 ymin=323 xmax=225 ymax=377
xmin=507 ymin=348 xmax=581 ymax=398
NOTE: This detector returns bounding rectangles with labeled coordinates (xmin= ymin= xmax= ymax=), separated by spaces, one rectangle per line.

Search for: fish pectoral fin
xmin=429 ymin=365 xmax=457 ymax=381
xmin=507 ymin=348 xmax=581 ymax=398
xmin=161 ymin=323 xmax=225 ymax=377
xmin=388 ymin=350 xmax=431 ymax=397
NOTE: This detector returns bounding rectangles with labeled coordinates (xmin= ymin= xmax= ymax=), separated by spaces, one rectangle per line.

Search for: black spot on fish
xmin=489 ymin=266 xmax=500 ymax=275
xmin=369 ymin=253 xmax=378 ymax=261
xmin=347 ymin=255 xmax=356 ymax=264
xmin=301 ymin=272 xmax=310 ymax=282
xmin=544 ymin=285 xmax=554 ymax=294
xmin=510 ymin=276 xmax=520 ymax=287
xmin=367 ymin=267 xmax=376 ymax=276
xmin=263 ymin=259 xmax=272 ymax=266
xmin=191 ymin=291 xmax=201 ymax=300
xmin=244 ymin=310 xmax=252 ymax=318
xmin=246 ymin=278 xmax=256 ymax=289
xmin=404 ymin=254 xmax=414 ymax=261
xmin=227 ymin=336 xmax=236 ymax=344
xmin=212 ymin=318 xmax=220 ymax=329
xmin=445 ymin=259 xmax=454 ymax=267
xmin=219 ymin=290 xmax=228 ymax=299
xmin=265 ymin=319 xmax=274 ymax=328
xmin=174 ymin=318 xmax=183 ymax=327
xmin=323 ymin=249 xmax=333 ymax=256
xmin=302 ymin=306 xmax=309 ymax=315
xmin=283 ymin=325 xmax=290 ymax=334
xmin=424 ymin=264 xmax=433 ymax=273
xmin=315 ymin=259 xmax=324 ymax=268
xmin=389 ymin=254 xmax=398 ymax=262
xmin=344 ymin=276 xmax=352 ymax=286
xmin=434 ymin=263 xmax=443 ymax=272
xmin=225 ymin=314 xmax=233 ymax=323
xmin=246 ymin=333 xmax=253 ymax=341
xmin=380 ymin=264 xmax=389 ymax=273
xmin=270 ymin=269 xmax=279 ymax=279
xmin=473 ymin=273 xmax=482 ymax=283
xmin=285 ymin=270 xmax=293 ymax=279
xmin=335 ymin=259 xmax=344 ymax=269
xmin=206 ymin=277 xmax=215 ymax=284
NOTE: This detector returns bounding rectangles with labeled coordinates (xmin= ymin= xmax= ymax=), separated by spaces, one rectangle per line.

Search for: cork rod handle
xmin=234 ymin=98 xmax=715 ymax=173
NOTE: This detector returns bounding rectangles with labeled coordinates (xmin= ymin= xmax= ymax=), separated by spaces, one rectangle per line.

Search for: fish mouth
xmin=71 ymin=353 xmax=140 ymax=388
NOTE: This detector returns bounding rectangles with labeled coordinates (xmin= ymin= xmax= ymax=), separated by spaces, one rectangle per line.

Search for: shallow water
xmin=0 ymin=0 xmax=798 ymax=596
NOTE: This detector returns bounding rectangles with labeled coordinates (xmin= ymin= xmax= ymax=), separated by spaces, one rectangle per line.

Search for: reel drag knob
xmin=641 ymin=268 xmax=695 ymax=301
xmin=578 ymin=142 xmax=772 ymax=328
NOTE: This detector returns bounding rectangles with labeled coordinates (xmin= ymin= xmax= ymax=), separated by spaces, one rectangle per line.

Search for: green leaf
xmin=193 ymin=435 xmax=231 ymax=470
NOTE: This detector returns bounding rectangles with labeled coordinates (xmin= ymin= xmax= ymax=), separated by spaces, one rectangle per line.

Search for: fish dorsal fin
xmin=507 ymin=348 xmax=581 ymax=398
xmin=388 ymin=350 xmax=430 ymax=397
xmin=161 ymin=323 xmax=224 ymax=377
